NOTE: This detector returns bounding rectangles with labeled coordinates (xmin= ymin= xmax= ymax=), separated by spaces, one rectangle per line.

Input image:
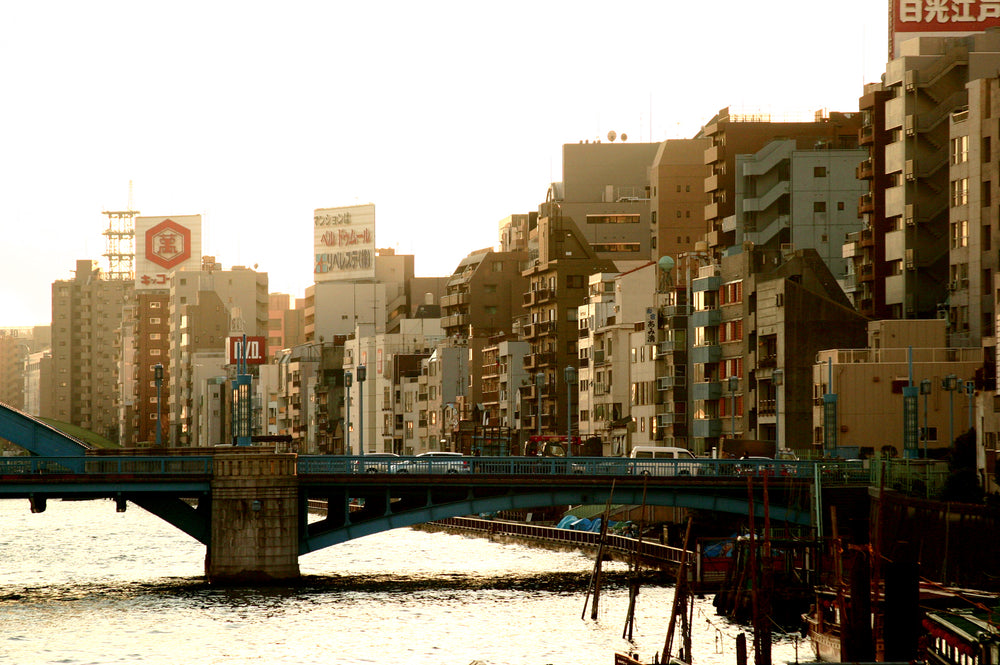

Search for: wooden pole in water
xmin=582 ymin=480 xmax=615 ymax=620
xmin=663 ymin=516 xmax=694 ymax=662
xmin=623 ymin=475 xmax=649 ymax=640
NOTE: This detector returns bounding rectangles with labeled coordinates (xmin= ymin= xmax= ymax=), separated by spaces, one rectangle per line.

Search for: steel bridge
xmin=0 ymin=402 xmax=842 ymax=566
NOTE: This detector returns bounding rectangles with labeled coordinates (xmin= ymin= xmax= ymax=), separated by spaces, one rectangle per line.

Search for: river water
xmin=0 ymin=500 xmax=807 ymax=665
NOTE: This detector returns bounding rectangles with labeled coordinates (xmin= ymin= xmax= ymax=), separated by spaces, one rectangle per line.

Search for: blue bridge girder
xmin=1 ymin=452 xmax=853 ymax=556
xmin=297 ymin=472 xmax=815 ymax=555
xmin=0 ymin=401 xmax=91 ymax=457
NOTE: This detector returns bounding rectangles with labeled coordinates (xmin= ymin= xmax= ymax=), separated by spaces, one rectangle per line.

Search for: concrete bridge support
xmin=206 ymin=453 xmax=300 ymax=584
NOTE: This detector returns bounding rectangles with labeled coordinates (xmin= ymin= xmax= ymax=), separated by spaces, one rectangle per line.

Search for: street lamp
xmin=920 ymin=379 xmax=931 ymax=459
xmin=344 ymin=370 xmax=353 ymax=456
xmin=154 ymin=364 xmax=164 ymax=447
xmin=357 ymin=365 xmax=367 ymax=456
xmin=965 ymin=380 xmax=975 ymax=432
xmin=728 ymin=375 xmax=739 ymax=443
xmin=942 ymin=374 xmax=958 ymax=446
xmin=535 ymin=372 xmax=545 ymax=437
xmin=564 ymin=366 xmax=577 ymax=457
xmin=773 ymin=369 xmax=784 ymax=453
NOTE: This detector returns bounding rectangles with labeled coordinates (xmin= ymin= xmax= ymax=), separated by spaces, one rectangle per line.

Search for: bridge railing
xmin=0 ymin=456 xmax=213 ymax=476
xmin=296 ymin=455 xmax=873 ymax=484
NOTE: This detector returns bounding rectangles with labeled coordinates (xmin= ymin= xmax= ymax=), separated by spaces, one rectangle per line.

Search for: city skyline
xmin=1 ymin=1 xmax=887 ymax=327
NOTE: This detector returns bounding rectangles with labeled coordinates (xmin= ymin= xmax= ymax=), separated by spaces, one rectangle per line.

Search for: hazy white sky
xmin=1 ymin=1 xmax=887 ymax=327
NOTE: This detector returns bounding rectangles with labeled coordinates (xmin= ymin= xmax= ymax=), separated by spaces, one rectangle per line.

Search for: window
xmin=813 ymin=166 xmax=827 ymax=177
xmin=651 ymin=211 xmax=657 ymax=223
xmin=951 ymin=135 xmax=969 ymax=165
xmin=484 ymin=284 xmax=497 ymax=293
xmin=951 ymin=178 xmax=969 ymax=207
xmin=149 ymin=333 xmax=161 ymax=340
xmin=150 ymin=349 xmax=161 ymax=356
xmin=149 ymin=317 xmax=161 ymax=325
xmin=150 ymin=301 xmax=162 ymax=309
xmin=951 ymin=220 xmax=969 ymax=248
xmin=813 ymin=201 xmax=827 ymax=213
xmin=837 ymin=201 xmax=845 ymax=211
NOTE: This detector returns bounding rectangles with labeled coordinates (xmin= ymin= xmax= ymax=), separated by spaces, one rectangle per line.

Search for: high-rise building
xmin=847 ymin=32 xmax=1000 ymax=321
xmin=700 ymin=107 xmax=862 ymax=261
xmin=51 ymin=260 xmax=132 ymax=441
xmin=649 ymin=139 xmax=711 ymax=262
xmin=734 ymin=139 xmax=868 ymax=285
xmin=522 ymin=212 xmax=616 ymax=437
xmin=547 ymin=141 xmax=661 ymax=266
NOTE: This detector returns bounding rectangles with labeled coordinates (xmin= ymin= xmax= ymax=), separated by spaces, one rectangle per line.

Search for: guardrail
xmin=0 ymin=456 xmax=213 ymax=476
xmin=0 ymin=455 xmax=950 ymax=495
xmin=296 ymin=455 xmax=874 ymax=484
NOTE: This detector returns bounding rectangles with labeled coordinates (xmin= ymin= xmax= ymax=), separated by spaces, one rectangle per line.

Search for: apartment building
xmin=343 ymin=320 xmax=446 ymax=455
xmin=51 ymin=260 xmax=132 ymax=442
xmin=700 ymin=107 xmax=862 ymax=260
xmin=735 ymin=139 xmax=867 ymax=285
xmin=847 ymin=32 xmax=1000 ymax=321
xmin=522 ymin=212 xmax=616 ymax=437
xmin=480 ymin=334 xmax=528 ymax=435
xmin=166 ymin=262 xmax=268 ymax=446
xmin=691 ymin=247 xmax=867 ymax=457
xmin=649 ymin=139 xmax=712 ymax=262
xmin=551 ymin=140 xmax=661 ymax=265
xmin=441 ymin=247 xmax=529 ymax=424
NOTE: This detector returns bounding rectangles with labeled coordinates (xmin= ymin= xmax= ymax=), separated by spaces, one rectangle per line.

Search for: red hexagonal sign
xmin=145 ymin=219 xmax=192 ymax=269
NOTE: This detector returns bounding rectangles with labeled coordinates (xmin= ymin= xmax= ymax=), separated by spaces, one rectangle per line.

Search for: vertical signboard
xmin=313 ymin=204 xmax=376 ymax=282
xmin=891 ymin=0 xmax=1000 ymax=59
xmin=135 ymin=215 xmax=202 ymax=290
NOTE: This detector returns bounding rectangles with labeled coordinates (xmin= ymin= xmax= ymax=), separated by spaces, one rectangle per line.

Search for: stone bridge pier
xmin=206 ymin=453 xmax=300 ymax=584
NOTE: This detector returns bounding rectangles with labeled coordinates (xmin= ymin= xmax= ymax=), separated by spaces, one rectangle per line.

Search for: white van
xmin=629 ymin=446 xmax=699 ymax=476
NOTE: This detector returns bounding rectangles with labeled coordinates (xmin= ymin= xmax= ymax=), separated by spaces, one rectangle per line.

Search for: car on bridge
xmin=393 ymin=451 xmax=471 ymax=474
xmin=353 ymin=453 xmax=400 ymax=473
xmin=628 ymin=446 xmax=700 ymax=476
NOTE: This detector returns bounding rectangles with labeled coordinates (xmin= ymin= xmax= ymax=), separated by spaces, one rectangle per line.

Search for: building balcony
xmin=690 ymin=344 xmax=721 ymax=364
xmin=656 ymin=413 xmax=679 ymax=427
xmin=859 ymin=125 xmax=874 ymax=146
xmin=657 ymin=375 xmax=685 ymax=391
xmin=692 ymin=381 xmax=722 ymax=401
xmin=858 ymin=194 xmax=874 ymax=215
xmin=704 ymin=144 xmax=721 ymax=165
xmin=704 ymin=172 xmax=720 ymax=193
xmin=691 ymin=309 xmax=721 ymax=328
xmin=538 ymin=321 xmax=558 ymax=336
xmin=856 ymin=158 xmax=874 ymax=180
xmin=657 ymin=339 xmax=683 ymax=355
xmin=536 ymin=352 xmax=557 ymax=368
xmin=704 ymin=201 xmax=720 ymax=221
xmin=442 ymin=313 xmax=470 ymax=329
xmin=440 ymin=292 xmax=469 ymax=308
xmin=692 ymin=417 xmax=722 ymax=438
xmin=593 ymin=349 xmax=608 ymax=365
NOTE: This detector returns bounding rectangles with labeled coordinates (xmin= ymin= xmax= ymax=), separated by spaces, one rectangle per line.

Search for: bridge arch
xmin=301 ymin=481 xmax=813 ymax=555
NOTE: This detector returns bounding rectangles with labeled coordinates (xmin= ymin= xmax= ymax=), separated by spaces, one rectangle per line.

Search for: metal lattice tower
xmin=102 ymin=183 xmax=138 ymax=282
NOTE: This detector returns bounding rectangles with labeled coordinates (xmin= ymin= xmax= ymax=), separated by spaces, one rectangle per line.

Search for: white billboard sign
xmin=313 ymin=204 xmax=376 ymax=282
xmin=135 ymin=215 xmax=202 ymax=290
